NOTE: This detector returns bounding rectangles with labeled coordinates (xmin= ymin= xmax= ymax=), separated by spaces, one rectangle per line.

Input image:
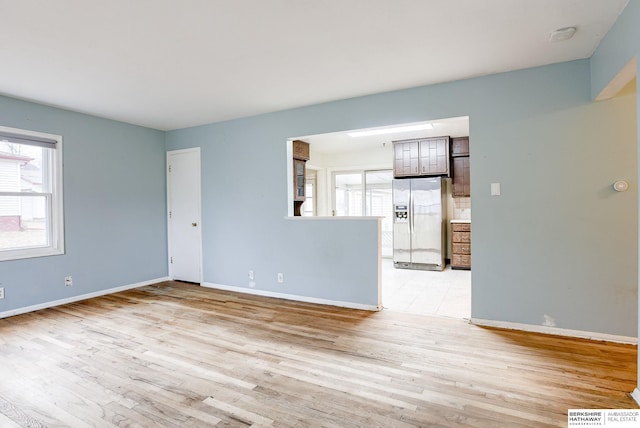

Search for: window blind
xmin=0 ymin=130 xmax=57 ymax=149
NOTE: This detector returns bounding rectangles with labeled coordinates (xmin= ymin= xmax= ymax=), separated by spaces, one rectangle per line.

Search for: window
xmin=333 ymin=169 xmax=393 ymax=257
xmin=364 ymin=171 xmax=393 ymax=257
xmin=334 ymin=172 xmax=362 ymax=216
xmin=0 ymin=126 xmax=64 ymax=261
xmin=302 ymin=179 xmax=316 ymax=217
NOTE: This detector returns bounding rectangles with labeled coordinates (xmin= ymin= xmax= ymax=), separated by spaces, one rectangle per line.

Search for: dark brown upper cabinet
xmin=393 ymin=136 xmax=449 ymax=177
xmin=292 ymin=139 xmax=310 ymax=161
xmin=451 ymin=137 xmax=470 ymax=197
xmin=292 ymin=140 xmax=310 ymax=216
xmin=451 ymin=137 xmax=469 ymax=157
xmin=452 ymin=157 xmax=470 ymax=197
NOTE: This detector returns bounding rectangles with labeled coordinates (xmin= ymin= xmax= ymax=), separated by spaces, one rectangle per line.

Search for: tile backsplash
xmin=452 ymin=197 xmax=471 ymax=220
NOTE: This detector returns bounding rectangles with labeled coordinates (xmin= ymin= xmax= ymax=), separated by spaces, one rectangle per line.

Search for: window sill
xmin=0 ymin=247 xmax=64 ymax=262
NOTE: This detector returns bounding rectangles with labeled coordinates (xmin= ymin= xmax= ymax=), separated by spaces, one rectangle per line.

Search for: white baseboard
xmin=0 ymin=277 xmax=171 ymax=319
xmin=470 ymin=318 xmax=637 ymax=344
xmin=202 ymin=282 xmax=381 ymax=311
xmin=632 ymin=388 xmax=640 ymax=406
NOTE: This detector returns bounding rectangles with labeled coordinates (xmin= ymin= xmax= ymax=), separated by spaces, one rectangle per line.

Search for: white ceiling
xmin=0 ymin=0 xmax=628 ymax=131
xmin=300 ymin=116 xmax=469 ymax=155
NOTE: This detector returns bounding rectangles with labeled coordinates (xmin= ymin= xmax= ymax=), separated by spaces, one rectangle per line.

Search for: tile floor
xmin=381 ymin=258 xmax=471 ymax=319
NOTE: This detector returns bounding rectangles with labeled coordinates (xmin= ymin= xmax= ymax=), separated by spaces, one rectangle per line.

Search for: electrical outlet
xmin=248 ymin=270 xmax=256 ymax=288
xmin=64 ymin=276 xmax=72 ymax=287
xmin=277 ymin=273 xmax=284 ymax=283
xmin=0 ymin=287 xmax=4 ymax=299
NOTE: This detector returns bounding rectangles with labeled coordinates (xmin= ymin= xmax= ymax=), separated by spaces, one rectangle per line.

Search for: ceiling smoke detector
xmin=549 ymin=26 xmax=577 ymax=43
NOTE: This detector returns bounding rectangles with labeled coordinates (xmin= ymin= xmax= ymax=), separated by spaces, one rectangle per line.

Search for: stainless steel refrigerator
xmin=393 ymin=177 xmax=446 ymax=270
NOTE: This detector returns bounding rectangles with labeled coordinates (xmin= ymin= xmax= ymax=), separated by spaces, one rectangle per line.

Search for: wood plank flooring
xmin=0 ymin=281 xmax=637 ymax=427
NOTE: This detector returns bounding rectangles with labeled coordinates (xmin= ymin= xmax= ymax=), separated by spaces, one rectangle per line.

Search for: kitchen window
xmin=333 ymin=169 xmax=393 ymax=257
xmin=0 ymin=126 xmax=64 ymax=261
xmin=302 ymin=179 xmax=316 ymax=216
xmin=334 ymin=172 xmax=362 ymax=216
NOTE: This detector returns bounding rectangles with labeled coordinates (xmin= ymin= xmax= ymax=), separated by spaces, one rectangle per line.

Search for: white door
xmin=167 ymin=148 xmax=202 ymax=283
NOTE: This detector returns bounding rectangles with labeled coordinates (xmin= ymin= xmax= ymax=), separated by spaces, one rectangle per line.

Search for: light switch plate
xmin=491 ymin=183 xmax=501 ymax=196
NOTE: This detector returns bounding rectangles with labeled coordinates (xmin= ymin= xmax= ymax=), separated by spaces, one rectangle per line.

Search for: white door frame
xmin=167 ymin=147 xmax=203 ymax=283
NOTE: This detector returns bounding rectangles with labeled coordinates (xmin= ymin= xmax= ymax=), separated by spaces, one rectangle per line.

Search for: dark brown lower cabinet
xmin=451 ymin=222 xmax=471 ymax=269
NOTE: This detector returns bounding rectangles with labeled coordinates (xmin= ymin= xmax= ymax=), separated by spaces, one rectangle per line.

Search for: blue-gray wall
xmin=591 ymin=0 xmax=640 ymax=390
xmin=168 ymin=59 xmax=637 ymax=337
xmin=165 ymin=121 xmax=381 ymax=307
xmin=591 ymin=0 xmax=639 ymax=100
xmin=0 ymin=96 xmax=168 ymax=312
xmin=1 ymin=14 xmax=637 ymax=341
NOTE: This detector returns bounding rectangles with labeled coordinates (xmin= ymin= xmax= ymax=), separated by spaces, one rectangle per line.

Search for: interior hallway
xmin=382 ymin=258 xmax=471 ymax=319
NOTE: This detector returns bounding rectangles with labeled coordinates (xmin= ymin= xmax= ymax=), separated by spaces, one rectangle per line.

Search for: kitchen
xmin=291 ymin=117 xmax=471 ymax=319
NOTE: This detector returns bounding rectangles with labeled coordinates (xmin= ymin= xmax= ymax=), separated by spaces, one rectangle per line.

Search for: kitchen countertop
xmin=450 ymin=219 xmax=471 ymax=223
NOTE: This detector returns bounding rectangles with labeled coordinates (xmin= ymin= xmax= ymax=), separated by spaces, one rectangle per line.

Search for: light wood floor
xmin=0 ymin=282 xmax=636 ymax=427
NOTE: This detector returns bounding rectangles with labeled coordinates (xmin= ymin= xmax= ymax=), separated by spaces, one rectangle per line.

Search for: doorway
xmin=167 ymin=148 xmax=202 ymax=283
xmin=291 ymin=117 xmax=471 ymax=319
xmin=381 ymin=259 xmax=471 ymax=318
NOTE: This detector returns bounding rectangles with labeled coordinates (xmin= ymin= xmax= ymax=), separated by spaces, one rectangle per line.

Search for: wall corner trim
xmin=202 ymin=282 xmax=381 ymax=311
xmin=631 ymin=388 xmax=640 ymax=406
xmin=470 ymin=318 xmax=637 ymax=344
xmin=0 ymin=277 xmax=171 ymax=319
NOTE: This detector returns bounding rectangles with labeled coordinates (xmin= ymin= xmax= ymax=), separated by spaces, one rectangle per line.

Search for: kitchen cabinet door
xmin=394 ymin=141 xmax=419 ymax=176
xmin=451 ymin=222 xmax=471 ymax=269
xmin=394 ymin=137 xmax=449 ymax=177
xmin=451 ymin=137 xmax=469 ymax=156
xmin=452 ymin=156 xmax=470 ymax=197
xmin=293 ymin=159 xmax=306 ymax=201
xmin=291 ymin=139 xmax=309 ymax=216
xmin=419 ymin=138 xmax=449 ymax=175
xmin=292 ymin=140 xmax=310 ymax=160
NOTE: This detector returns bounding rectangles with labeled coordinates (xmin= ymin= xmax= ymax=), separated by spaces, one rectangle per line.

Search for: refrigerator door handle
xmin=409 ymin=186 xmax=413 ymax=234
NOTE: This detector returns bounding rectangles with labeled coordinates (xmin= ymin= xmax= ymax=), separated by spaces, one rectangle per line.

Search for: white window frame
xmin=331 ymin=169 xmax=393 ymax=216
xmin=331 ymin=170 xmax=363 ymax=217
xmin=0 ymin=125 xmax=64 ymax=261
xmin=302 ymin=177 xmax=317 ymax=216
